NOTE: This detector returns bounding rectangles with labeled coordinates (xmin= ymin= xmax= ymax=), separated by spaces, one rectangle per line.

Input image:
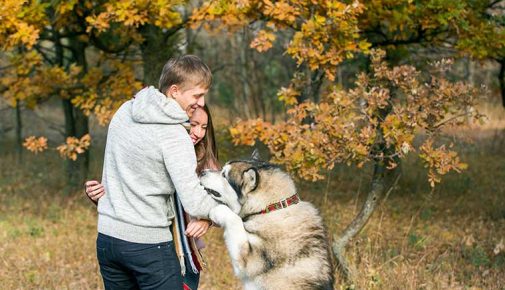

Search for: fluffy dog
xmin=201 ymin=153 xmax=334 ymax=290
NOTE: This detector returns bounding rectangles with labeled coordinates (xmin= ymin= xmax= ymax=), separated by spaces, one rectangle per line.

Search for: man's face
xmin=171 ymin=85 xmax=207 ymax=117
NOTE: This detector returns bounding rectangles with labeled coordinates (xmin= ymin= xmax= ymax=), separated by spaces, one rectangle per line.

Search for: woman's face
xmin=189 ymin=108 xmax=208 ymax=145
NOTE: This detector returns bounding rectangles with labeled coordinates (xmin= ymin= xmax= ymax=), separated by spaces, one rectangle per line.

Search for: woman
xmin=85 ymin=105 xmax=219 ymax=290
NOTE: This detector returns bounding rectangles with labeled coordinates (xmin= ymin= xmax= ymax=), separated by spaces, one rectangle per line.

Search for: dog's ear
xmin=242 ymin=168 xmax=259 ymax=194
xmin=251 ymin=149 xmax=261 ymax=161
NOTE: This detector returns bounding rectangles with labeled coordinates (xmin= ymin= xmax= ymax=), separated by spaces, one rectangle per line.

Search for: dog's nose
xmin=200 ymin=169 xmax=212 ymax=176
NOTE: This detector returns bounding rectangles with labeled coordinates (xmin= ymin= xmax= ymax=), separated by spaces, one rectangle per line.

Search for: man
xmin=93 ymin=55 xmax=219 ymax=289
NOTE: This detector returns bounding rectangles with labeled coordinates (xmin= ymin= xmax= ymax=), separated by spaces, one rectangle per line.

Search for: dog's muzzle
xmin=204 ymin=187 xmax=221 ymax=198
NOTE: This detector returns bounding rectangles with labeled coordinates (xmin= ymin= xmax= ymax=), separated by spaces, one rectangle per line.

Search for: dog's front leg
xmin=210 ymin=204 xmax=250 ymax=277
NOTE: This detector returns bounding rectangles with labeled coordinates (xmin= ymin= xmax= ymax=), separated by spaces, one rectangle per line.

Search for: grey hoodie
xmin=97 ymin=86 xmax=218 ymax=243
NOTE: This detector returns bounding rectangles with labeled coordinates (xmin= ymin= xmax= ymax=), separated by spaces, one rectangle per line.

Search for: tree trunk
xmin=332 ymin=71 xmax=400 ymax=282
xmin=308 ymin=69 xmax=325 ymax=103
xmin=140 ymin=24 xmax=180 ymax=87
xmin=251 ymin=58 xmax=267 ymax=120
xmin=332 ymin=161 xmax=398 ymax=282
xmin=238 ymin=31 xmax=253 ymax=119
xmin=58 ymin=34 xmax=91 ymax=191
xmin=296 ymin=66 xmax=324 ymax=104
xmin=271 ymin=100 xmax=276 ymax=123
xmin=60 ymin=104 xmax=89 ymax=190
xmin=72 ymin=38 xmax=90 ymax=188
xmin=62 ymin=98 xmax=77 ymax=190
xmin=498 ymin=59 xmax=505 ymax=108
xmin=74 ymin=107 xmax=89 ymax=183
xmin=62 ymin=99 xmax=76 ymax=136
xmin=15 ymin=101 xmax=23 ymax=163
xmin=183 ymin=6 xmax=196 ymax=55
xmin=55 ymin=31 xmax=75 ymax=190
xmin=0 ymin=108 xmax=7 ymax=155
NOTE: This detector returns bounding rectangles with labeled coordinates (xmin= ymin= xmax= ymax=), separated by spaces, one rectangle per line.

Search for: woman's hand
xmin=85 ymin=180 xmax=105 ymax=205
xmin=185 ymin=219 xmax=212 ymax=238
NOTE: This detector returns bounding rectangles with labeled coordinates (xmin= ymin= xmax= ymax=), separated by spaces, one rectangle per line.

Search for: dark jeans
xmin=96 ymin=233 xmax=183 ymax=290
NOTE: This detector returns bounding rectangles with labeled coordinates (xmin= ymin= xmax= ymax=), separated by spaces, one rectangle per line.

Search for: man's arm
xmin=161 ymin=128 xmax=219 ymax=219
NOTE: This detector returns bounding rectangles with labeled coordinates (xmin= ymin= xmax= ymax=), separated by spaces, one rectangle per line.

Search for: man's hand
xmin=185 ymin=219 xmax=212 ymax=238
xmin=85 ymin=180 xmax=105 ymax=205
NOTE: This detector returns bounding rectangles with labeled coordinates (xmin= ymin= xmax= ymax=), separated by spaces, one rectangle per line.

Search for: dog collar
xmin=261 ymin=194 xmax=300 ymax=214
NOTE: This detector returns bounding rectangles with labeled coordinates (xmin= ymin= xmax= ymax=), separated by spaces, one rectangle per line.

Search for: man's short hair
xmin=158 ymin=55 xmax=212 ymax=95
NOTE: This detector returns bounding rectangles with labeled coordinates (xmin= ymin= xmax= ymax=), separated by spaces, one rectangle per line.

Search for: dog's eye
xmin=221 ymin=171 xmax=225 ymax=178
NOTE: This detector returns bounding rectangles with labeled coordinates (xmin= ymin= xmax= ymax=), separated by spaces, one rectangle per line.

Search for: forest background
xmin=0 ymin=0 xmax=504 ymax=289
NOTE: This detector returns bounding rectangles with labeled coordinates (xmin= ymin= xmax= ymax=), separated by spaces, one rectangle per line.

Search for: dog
xmin=201 ymin=152 xmax=334 ymax=290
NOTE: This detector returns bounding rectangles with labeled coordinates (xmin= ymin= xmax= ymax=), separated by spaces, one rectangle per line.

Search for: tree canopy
xmin=0 ymin=0 xmax=186 ymax=163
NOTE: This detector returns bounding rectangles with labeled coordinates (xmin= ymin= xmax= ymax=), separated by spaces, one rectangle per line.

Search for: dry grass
xmin=1 ymin=130 xmax=504 ymax=290
xmin=299 ymin=151 xmax=505 ymax=289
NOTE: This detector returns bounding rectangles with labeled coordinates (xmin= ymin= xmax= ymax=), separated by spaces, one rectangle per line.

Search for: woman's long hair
xmin=195 ymin=105 xmax=220 ymax=175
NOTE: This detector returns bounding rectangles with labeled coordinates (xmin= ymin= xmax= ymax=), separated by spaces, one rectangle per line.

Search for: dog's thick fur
xmin=201 ymin=153 xmax=334 ymax=290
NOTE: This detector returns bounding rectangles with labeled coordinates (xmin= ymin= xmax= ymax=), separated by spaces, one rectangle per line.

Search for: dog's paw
xmin=209 ymin=204 xmax=236 ymax=227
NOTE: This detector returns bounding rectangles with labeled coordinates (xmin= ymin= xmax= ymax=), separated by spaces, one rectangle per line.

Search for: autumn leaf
xmin=23 ymin=136 xmax=48 ymax=154
xmin=57 ymin=134 xmax=92 ymax=161
xmin=250 ymin=30 xmax=276 ymax=52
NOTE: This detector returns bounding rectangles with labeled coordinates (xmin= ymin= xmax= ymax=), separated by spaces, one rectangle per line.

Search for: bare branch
xmin=89 ymin=31 xmax=133 ymax=54
xmin=433 ymin=113 xmax=471 ymax=129
xmin=488 ymin=0 xmax=504 ymax=8
xmin=31 ymin=112 xmax=66 ymax=137
xmin=34 ymin=45 xmax=55 ymax=65
xmin=0 ymin=64 xmax=16 ymax=72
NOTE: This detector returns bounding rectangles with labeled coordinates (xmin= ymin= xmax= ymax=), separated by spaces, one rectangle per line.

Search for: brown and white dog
xmin=201 ymin=152 xmax=334 ymax=290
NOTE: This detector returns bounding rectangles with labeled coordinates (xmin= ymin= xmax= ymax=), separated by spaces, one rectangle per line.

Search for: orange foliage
xmin=0 ymin=0 xmax=47 ymax=49
xmin=0 ymin=0 xmax=180 ymax=159
xmin=230 ymin=50 xmax=484 ymax=185
xmin=192 ymin=0 xmax=368 ymax=81
xmin=56 ymin=134 xmax=92 ymax=161
xmin=86 ymin=0 xmax=184 ymax=35
xmin=23 ymin=136 xmax=48 ymax=154
xmin=419 ymin=139 xmax=468 ymax=187
xmin=72 ymin=59 xmax=143 ymax=126
xmin=250 ymin=29 xmax=276 ymax=52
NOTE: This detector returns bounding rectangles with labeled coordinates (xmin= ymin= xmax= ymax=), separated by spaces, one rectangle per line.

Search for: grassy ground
xmin=0 ymin=129 xmax=504 ymax=290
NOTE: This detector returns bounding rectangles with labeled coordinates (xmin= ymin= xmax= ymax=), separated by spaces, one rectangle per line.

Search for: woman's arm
xmin=84 ymin=180 xmax=105 ymax=206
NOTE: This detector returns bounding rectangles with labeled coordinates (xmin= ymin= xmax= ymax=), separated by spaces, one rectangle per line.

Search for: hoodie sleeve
xmin=160 ymin=126 xmax=219 ymax=219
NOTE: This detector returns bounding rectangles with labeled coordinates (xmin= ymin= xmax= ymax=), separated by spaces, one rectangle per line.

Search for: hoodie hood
xmin=131 ymin=86 xmax=188 ymax=124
